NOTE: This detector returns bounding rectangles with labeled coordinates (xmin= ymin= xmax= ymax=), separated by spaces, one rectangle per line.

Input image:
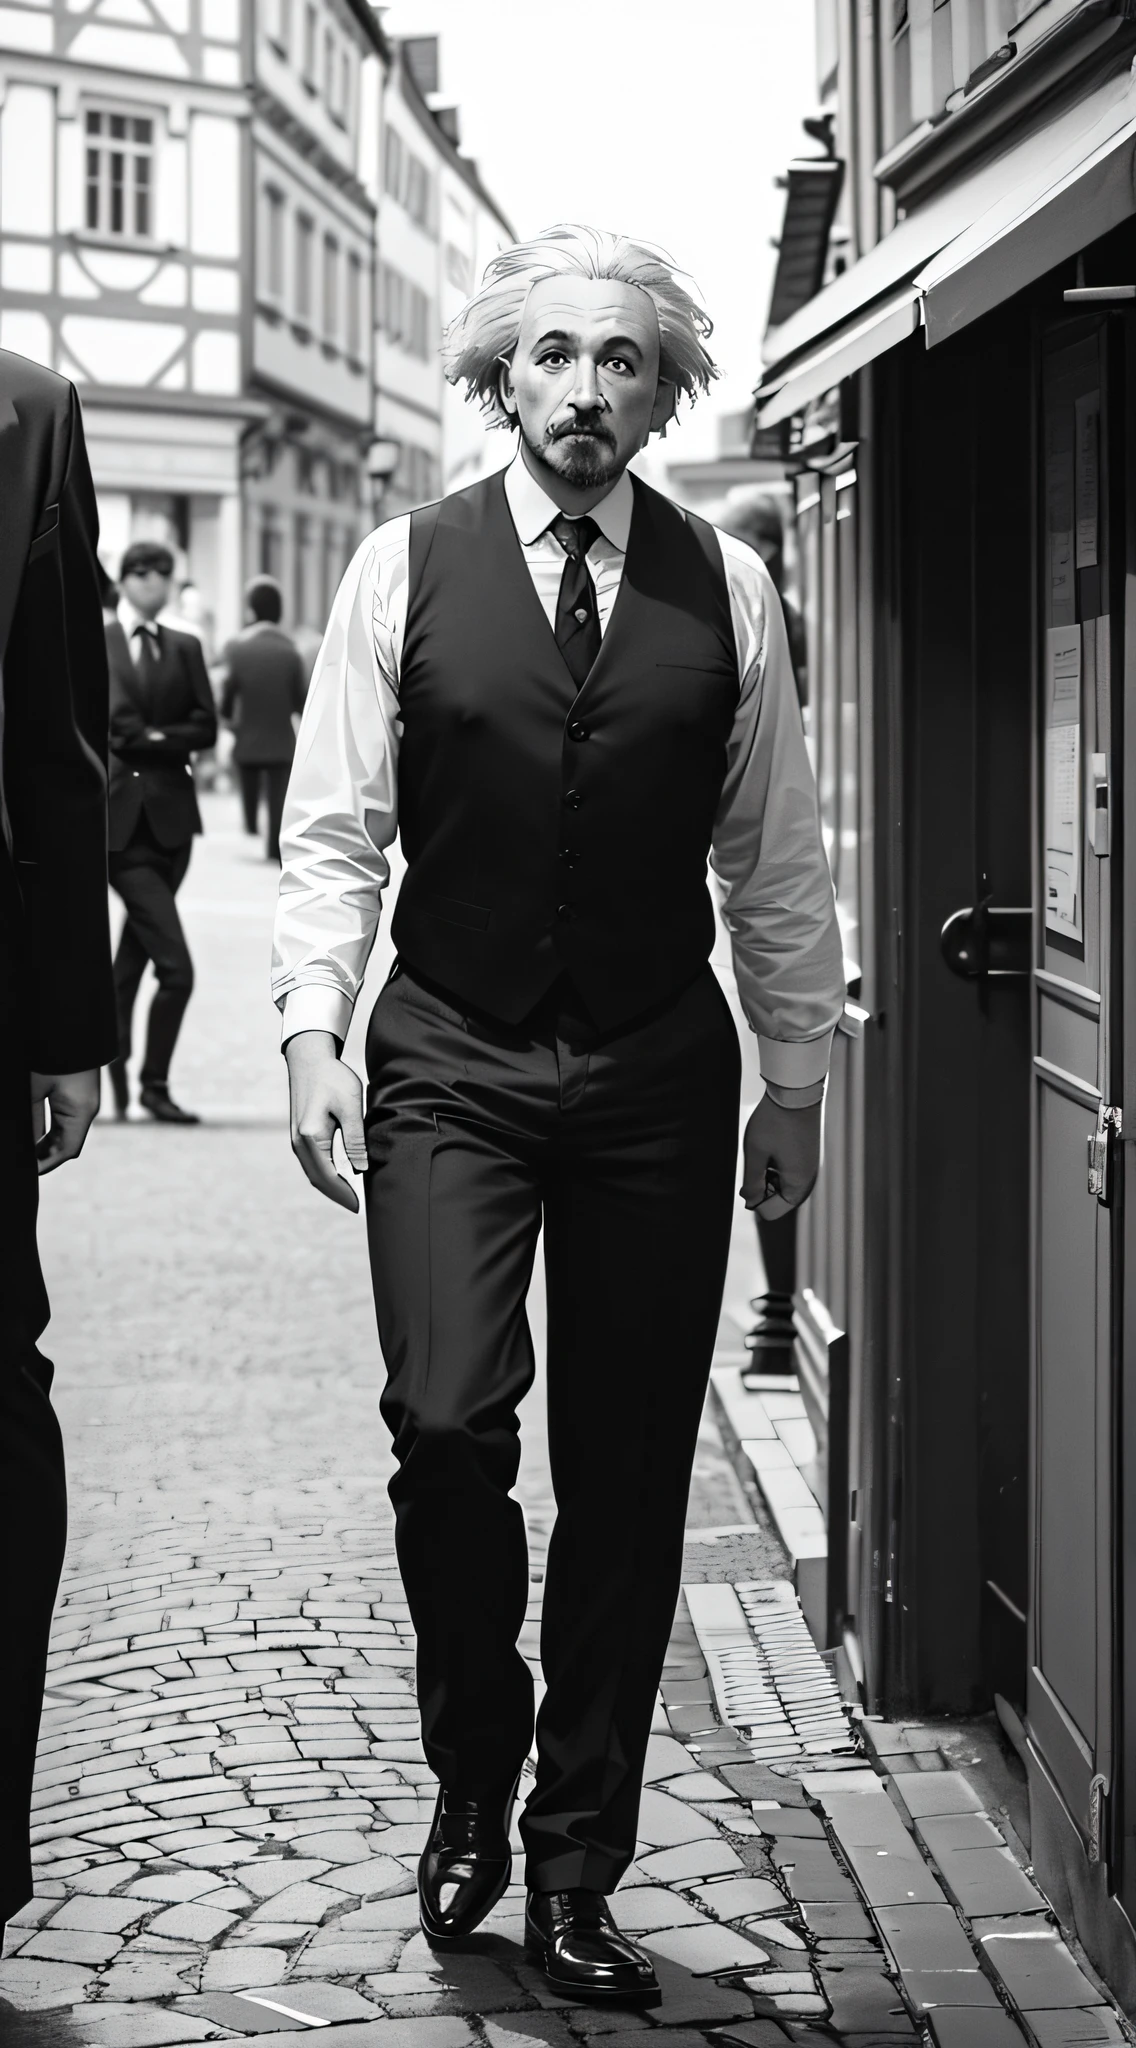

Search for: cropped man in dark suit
xmin=217 ymin=576 xmax=308 ymax=863
xmin=106 ymin=539 xmax=217 ymax=1125
xmin=0 ymin=347 xmax=117 ymax=1936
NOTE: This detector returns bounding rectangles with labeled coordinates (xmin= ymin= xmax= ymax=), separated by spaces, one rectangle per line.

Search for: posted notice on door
xmin=1045 ymin=624 xmax=1082 ymax=940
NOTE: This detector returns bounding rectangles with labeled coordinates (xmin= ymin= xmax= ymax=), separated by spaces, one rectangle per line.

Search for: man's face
xmin=121 ymin=566 xmax=172 ymax=620
xmin=501 ymin=276 xmax=668 ymax=494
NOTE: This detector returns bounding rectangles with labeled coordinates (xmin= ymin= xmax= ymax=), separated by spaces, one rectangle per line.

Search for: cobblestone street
xmin=1 ymin=798 xmax=1113 ymax=2048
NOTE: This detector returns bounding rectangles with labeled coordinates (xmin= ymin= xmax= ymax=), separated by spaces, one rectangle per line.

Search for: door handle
xmin=1088 ymin=1103 xmax=1122 ymax=1205
xmin=941 ymin=900 xmax=1031 ymax=978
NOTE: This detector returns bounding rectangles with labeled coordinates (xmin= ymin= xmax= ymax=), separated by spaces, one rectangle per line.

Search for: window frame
xmin=83 ymin=101 xmax=157 ymax=244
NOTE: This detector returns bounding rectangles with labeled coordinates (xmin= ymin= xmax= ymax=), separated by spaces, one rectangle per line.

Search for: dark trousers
xmin=238 ymin=762 xmax=291 ymax=863
xmin=108 ymin=819 xmax=193 ymax=1086
xmin=364 ymin=962 xmax=741 ymax=1892
xmin=0 ymin=934 xmax=67 ymax=1928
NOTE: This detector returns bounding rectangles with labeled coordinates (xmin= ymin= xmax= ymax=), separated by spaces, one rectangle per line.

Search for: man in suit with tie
xmin=0 ymin=346 xmax=117 ymax=1938
xmin=217 ymin=576 xmax=309 ymax=864
xmin=106 ymin=539 xmax=217 ymax=1124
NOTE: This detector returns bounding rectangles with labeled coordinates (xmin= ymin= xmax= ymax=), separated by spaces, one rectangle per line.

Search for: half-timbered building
xmin=0 ymin=0 xmax=388 ymax=646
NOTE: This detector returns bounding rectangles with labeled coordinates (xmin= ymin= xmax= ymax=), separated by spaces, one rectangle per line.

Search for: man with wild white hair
xmin=272 ymin=225 xmax=844 ymax=2007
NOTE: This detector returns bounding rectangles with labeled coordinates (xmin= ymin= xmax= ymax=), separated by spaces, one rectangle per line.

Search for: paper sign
xmin=1044 ymin=625 xmax=1082 ymax=939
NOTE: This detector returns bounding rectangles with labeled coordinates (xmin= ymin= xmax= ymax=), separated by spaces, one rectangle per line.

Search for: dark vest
xmin=392 ymin=468 xmax=738 ymax=1030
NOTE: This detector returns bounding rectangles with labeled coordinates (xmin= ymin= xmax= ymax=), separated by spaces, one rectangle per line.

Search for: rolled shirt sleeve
xmin=711 ymin=531 xmax=846 ymax=1091
xmin=270 ymin=518 xmax=409 ymax=1044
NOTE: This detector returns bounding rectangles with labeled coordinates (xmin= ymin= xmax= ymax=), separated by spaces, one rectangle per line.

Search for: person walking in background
xmin=217 ymin=576 xmax=309 ymax=863
xmin=105 ymin=540 xmax=217 ymax=1126
xmin=0 ymin=347 xmax=117 ymax=1939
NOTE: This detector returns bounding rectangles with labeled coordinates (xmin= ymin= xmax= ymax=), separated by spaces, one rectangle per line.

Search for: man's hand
xmin=741 ymin=1095 xmax=822 ymax=1221
xmin=30 ymin=1069 xmax=101 ymax=1174
xmin=285 ymin=1030 xmax=368 ymax=1212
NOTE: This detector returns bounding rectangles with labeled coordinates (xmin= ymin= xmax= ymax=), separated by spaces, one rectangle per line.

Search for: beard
xmin=525 ymin=420 xmax=618 ymax=490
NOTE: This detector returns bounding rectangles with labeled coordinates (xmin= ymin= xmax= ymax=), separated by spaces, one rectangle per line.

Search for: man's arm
xmin=711 ymin=533 xmax=846 ymax=1217
xmin=272 ymin=521 xmax=409 ymax=1206
xmin=12 ymin=380 xmax=117 ymax=1078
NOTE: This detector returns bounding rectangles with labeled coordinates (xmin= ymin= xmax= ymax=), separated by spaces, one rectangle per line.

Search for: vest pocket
xmin=421 ymin=893 xmax=491 ymax=931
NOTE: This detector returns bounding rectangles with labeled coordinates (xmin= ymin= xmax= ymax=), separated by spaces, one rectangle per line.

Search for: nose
xmin=568 ymin=357 xmax=603 ymax=415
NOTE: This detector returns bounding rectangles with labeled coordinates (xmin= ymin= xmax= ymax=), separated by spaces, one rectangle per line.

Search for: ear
xmin=648 ymin=379 xmax=678 ymax=437
xmin=497 ymin=355 xmax=518 ymax=418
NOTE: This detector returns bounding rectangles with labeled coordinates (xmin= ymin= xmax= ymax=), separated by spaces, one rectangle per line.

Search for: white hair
xmin=441 ymin=223 xmax=719 ymax=431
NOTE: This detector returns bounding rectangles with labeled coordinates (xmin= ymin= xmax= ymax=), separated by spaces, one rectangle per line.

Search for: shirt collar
xmin=119 ymin=597 xmax=158 ymax=638
xmin=504 ymin=451 xmax=634 ymax=554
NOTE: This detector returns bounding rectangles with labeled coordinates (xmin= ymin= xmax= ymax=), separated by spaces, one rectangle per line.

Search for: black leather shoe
xmin=418 ymin=1778 xmax=520 ymax=1946
xmin=139 ymin=1085 xmax=200 ymax=1125
xmin=525 ymin=1888 xmax=661 ymax=2005
xmin=107 ymin=1057 xmax=129 ymax=1120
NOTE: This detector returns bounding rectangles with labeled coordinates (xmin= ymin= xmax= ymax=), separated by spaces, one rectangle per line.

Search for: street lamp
xmin=366 ymin=437 xmax=401 ymax=517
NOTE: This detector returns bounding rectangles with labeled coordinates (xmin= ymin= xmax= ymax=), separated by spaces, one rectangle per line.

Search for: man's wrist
xmin=283 ymin=1028 xmax=341 ymax=1064
xmin=763 ymin=1078 xmax=825 ymax=1110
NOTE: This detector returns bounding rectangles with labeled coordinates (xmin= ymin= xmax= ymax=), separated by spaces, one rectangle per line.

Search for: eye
xmin=537 ymin=349 xmax=569 ymax=368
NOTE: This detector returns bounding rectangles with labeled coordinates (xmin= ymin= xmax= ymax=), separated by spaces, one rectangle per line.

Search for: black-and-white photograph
xmin=1 ymin=2 xmax=1134 ymax=2043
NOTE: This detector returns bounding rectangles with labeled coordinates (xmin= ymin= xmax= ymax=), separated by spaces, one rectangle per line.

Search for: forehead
xmin=518 ymin=275 xmax=660 ymax=354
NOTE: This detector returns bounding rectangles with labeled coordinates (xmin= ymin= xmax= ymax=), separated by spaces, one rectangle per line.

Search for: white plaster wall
xmin=1 ymin=82 xmax=54 ymax=236
xmin=189 ymin=110 xmax=240 ymax=258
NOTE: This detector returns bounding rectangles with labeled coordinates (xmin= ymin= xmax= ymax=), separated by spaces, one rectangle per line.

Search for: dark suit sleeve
xmin=107 ymin=646 xmax=152 ymax=753
xmin=291 ymin=648 xmax=309 ymax=715
xmin=10 ymin=385 xmax=117 ymax=1072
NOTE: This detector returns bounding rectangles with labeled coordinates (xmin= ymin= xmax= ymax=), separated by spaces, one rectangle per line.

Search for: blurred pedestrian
xmin=715 ymin=487 xmax=813 ymax=1375
xmin=273 ymin=226 xmax=844 ymax=2006
xmin=0 ymin=348 xmax=116 ymax=1937
xmin=105 ymin=540 xmax=217 ymax=1125
xmin=216 ymin=576 xmax=308 ymax=863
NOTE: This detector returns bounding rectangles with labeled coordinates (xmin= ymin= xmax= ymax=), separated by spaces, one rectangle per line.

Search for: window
xmin=303 ymin=3 xmax=317 ymax=85
xmin=295 ymin=213 xmax=314 ymax=322
xmin=407 ymin=283 xmax=429 ymax=360
xmin=445 ymin=241 xmax=472 ymax=295
xmin=383 ymin=123 xmax=404 ymax=200
xmin=380 ymin=261 xmax=403 ymax=343
xmin=396 ymin=442 xmax=439 ymax=507
xmin=85 ymin=108 xmax=154 ymax=239
xmin=322 ymin=232 xmax=339 ymax=341
xmin=324 ymin=30 xmax=335 ymax=105
xmin=404 ymin=152 xmax=432 ymax=233
xmin=339 ymin=49 xmax=351 ymax=125
xmin=270 ymin=0 xmax=292 ymax=55
xmin=346 ymin=251 xmax=362 ymax=358
xmin=264 ymin=186 xmax=285 ymax=298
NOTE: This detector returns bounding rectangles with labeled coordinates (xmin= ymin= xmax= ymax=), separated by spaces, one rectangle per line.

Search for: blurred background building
xmin=0 ymin=2 xmax=512 ymax=648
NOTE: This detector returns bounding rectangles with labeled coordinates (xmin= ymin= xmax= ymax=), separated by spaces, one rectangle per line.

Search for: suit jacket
xmin=107 ymin=619 xmax=217 ymax=851
xmin=0 ymin=348 xmax=117 ymax=1074
xmin=218 ymin=622 xmax=308 ymax=765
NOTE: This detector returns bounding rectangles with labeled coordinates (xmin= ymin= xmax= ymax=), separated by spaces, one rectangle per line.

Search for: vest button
xmin=557 ymin=902 xmax=573 ymax=920
xmin=563 ymin=789 xmax=582 ymax=808
xmin=568 ymin=720 xmax=588 ymax=742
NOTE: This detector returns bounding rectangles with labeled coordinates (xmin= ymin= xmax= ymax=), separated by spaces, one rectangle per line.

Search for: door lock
xmin=1090 ymin=752 xmax=1110 ymax=857
xmin=1087 ymin=1103 xmax=1122 ymax=1204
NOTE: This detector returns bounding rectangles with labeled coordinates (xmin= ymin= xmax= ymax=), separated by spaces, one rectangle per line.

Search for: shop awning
xmin=758 ymin=286 xmax=921 ymax=426
xmin=915 ymin=72 xmax=1136 ymax=344
xmin=757 ymin=63 xmax=1136 ymax=420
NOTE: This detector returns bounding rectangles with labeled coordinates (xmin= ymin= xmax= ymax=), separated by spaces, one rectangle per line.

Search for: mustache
xmin=549 ymin=419 xmax=616 ymax=446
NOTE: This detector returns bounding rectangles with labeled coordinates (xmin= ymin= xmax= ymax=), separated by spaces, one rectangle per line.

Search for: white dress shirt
xmin=118 ymin=595 xmax=161 ymax=663
xmin=272 ymin=452 xmax=845 ymax=1098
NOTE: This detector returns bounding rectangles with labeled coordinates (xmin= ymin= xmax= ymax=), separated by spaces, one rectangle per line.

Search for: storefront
xmin=758 ymin=43 xmax=1136 ymax=2001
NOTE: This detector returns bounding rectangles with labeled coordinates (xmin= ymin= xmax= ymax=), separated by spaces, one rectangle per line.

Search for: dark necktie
xmin=551 ymin=514 xmax=601 ymax=686
xmin=132 ymin=622 xmax=159 ymax=668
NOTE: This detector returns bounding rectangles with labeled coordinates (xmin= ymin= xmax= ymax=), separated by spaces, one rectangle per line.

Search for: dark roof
xmin=766 ymin=158 xmax=844 ymax=333
xmin=394 ymin=41 xmax=516 ymax=242
xmin=342 ymin=0 xmax=391 ymax=61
